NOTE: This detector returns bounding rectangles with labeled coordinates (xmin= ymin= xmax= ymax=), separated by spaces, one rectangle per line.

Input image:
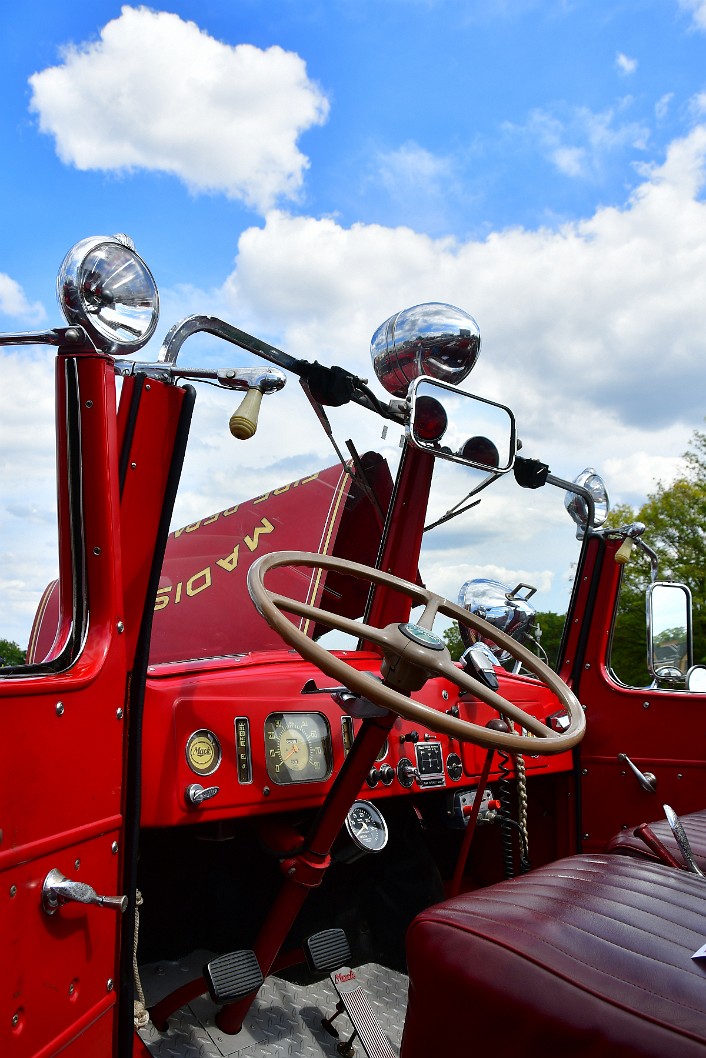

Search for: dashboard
xmin=140 ymin=649 xmax=573 ymax=827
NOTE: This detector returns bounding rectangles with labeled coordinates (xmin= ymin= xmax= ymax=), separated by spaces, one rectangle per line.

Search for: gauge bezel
xmin=264 ymin=711 xmax=333 ymax=785
xmin=185 ymin=729 xmax=222 ymax=777
xmin=345 ymin=799 xmax=389 ymax=854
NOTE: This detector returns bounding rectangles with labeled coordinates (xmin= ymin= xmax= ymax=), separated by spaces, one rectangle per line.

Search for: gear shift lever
xmin=663 ymin=805 xmax=704 ymax=877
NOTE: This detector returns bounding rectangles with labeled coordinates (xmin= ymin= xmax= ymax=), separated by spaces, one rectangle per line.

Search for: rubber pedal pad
xmin=304 ymin=927 xmax=352 ymax=973
xmin=203 ymin=949 xmax=263 ymax=1004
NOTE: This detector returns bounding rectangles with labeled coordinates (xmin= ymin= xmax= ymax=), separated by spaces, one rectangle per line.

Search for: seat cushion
xmin=402 ymin=854 xmax=706 ymax=1058
xmin=608 ymin=809 xmax=706 ymax=872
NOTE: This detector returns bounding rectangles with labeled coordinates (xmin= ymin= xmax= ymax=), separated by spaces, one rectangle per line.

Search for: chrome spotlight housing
xmin=57 ymin=234 xmax=159 ymax=355
xmin=457 ymin=578 xmax=537 ymax=662
xmin=564 ymin=467 xmax=609 ymax=537
xmin=371 ymin=302 xmax=480 ymax=397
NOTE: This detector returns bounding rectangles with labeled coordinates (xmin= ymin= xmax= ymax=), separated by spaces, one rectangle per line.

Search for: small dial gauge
xmin=264 ymin=712 xmax=333 ymax=785
xmin=345 ymin=800 xmax=389 ymax=854
xmin=447 ymin=752 xmax=463 ymax=782
xmin=375 ymin=737 xmax=389 ymax=762
xmin=185 ymin=729 xmax=221 ymax=776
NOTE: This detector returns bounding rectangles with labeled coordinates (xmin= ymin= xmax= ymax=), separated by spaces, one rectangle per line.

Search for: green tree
xmin=0 ymin=639 xmax=25 ymax=666
xmin=607 ymin=429 xmax=706 ymax=686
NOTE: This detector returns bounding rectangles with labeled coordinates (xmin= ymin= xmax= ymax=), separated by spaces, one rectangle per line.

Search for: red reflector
xmin=414 ymin=395 xmax=448 ymax=442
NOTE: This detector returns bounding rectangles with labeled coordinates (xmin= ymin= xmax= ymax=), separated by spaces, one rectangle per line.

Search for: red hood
xmin=149 ymin=453 xmax=393 ymax=665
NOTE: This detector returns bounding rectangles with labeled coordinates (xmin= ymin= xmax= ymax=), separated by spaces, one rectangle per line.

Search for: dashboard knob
xmin=379 ymin=763 xmax=395 ymax=786
xmin=397 ymin=757 xmax=419 ymax=788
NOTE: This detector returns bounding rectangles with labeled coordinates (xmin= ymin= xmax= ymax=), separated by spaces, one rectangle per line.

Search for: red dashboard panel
xmin=140 ymin=650 xmax=573 ymax=827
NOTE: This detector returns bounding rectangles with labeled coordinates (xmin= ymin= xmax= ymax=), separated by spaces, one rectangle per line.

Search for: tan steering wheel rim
xmin=247 ymin=551 xmax=585 ymax=755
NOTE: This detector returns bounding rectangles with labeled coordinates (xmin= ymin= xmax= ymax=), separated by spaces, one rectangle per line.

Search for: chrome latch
xmin=42 ymin=868 xmax=128 ymax=915
xmin=185 ymin=783 xmax=220 ymax=807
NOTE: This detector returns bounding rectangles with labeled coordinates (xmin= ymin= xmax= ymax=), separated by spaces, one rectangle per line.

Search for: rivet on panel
xmin=112 ymin=841 xmax=119 ymax=854
xmin=56 ymin=702 xmax=65 ymax=716
xmin=116 ymin=708 xmax=124 ymax=720
xmin=116 ymin=621 xmax=125 ymax=634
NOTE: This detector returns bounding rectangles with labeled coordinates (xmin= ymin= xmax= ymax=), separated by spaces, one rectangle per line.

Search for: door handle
xmin=42 ymin=868 xmax=128 ymax=914
xmin=617 ymin=753 xmax=657 ymax=793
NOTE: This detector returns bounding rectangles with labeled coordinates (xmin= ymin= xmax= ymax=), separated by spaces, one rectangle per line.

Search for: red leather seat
xmin=402 ymin=854 xmax=706 ymax=1058
xmin=608 ymin=810 xmax=706 ymax=872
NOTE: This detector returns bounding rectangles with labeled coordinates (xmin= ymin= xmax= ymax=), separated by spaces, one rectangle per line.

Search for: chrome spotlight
xmin=371 ymin=302 xmax=480 ymax=397
xmin=457 ymin=578 xmax=537 ymax=662
xmin=57 ymin=234 xmax=159 ymax=355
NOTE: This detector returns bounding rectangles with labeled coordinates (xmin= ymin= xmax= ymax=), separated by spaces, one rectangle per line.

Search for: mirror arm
xmin=513 ymin=458 xmax=598 ymax=530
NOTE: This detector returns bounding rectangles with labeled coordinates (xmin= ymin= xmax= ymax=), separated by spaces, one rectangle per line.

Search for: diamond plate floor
xmin=138 ymin=951 xmax=407 ymax=1058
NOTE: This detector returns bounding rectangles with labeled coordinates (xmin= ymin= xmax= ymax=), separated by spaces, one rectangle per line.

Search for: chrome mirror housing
xmin=457 ymin=578 xmax=537 ymax=662
xmin=408 ymin=377 xmax=515 ymax=472
xmin=686 ymin=665 xmax=706 ymax=692
xmin=371 ymin=302 xmax=480 ymax=397
xmin=647 ymin=581 xmax=693 ymax=682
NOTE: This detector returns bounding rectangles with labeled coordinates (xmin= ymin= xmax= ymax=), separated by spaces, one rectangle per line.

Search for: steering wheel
xmin=248 ymin=551 xmax=585 ymax=754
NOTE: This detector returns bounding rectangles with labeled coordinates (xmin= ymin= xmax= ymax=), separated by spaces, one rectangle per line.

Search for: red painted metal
xmin=0 ymin=351 xmax=129 ymax=1058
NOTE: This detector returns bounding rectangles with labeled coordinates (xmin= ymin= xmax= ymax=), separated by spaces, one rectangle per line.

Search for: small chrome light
xmin=371 ymin=302 xmax=480 ymax=397
xmin=564 ymin=467 xmax=609 ymax=536
xmin=57 ymin=234 xmax=159 ymax=354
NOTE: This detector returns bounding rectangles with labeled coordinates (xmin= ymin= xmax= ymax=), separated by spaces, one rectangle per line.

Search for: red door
xmin=0 ymin=352 xmax=189 ymax=1058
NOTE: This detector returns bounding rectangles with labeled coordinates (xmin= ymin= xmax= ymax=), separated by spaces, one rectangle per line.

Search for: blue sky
xmin=3 ymin=0 xmax=706 ymax=645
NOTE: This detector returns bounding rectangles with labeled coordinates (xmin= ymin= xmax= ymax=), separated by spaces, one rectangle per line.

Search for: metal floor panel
xmin=138 ymin=952 xmax=408 ymax=1058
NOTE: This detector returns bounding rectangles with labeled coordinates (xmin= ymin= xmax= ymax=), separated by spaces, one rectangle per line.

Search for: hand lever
xmin=42 ymin=868 xmax=128 ymax=914
xmin=229 ymin=368 xmax=284 ymax=439
xmin=618 ymin=753 xmax=657 ymax=793
xmin=663 ymin=805 xmax=704 ymax=877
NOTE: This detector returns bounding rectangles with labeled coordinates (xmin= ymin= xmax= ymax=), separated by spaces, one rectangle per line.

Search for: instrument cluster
xmin=140 ymin=653 xmax=574 ymax=828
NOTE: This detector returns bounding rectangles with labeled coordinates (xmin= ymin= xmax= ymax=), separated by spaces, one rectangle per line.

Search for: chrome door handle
xmin=618 ymin=753 xmax=657 ymax=793
xmin=42 ymin=868 xmax=128 ymax=914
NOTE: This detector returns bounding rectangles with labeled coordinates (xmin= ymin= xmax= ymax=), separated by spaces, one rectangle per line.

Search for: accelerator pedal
xmin=304 ymin=929 xmax=397 ymax=1058
xmin=204 ymin=949 xmax=263 ymax=1004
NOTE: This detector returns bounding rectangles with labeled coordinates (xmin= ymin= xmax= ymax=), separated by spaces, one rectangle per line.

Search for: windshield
xmin=147 ymin=364 xmax=585 ymax=669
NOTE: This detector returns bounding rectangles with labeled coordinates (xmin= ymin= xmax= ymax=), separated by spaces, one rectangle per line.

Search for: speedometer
xmin=264 ymin=712 xmax=333 ymax=785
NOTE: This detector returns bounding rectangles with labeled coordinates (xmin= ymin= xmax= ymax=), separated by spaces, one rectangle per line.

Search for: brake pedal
xmin=304 ymin=927 xmax=352 ymax=973
xmin=203 ymin=949 xmax=263 ymax=1004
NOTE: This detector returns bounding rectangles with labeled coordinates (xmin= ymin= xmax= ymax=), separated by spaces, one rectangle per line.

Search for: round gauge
xmin=345 ymin=800 xmax=389 ymax=854
xmin=375 ymin=737 xmax=389 ymax=762
xmin=447 ymin=752 xmax=463 ymax=782
xmin=185 ymin=729 xmax=221 ymax=776
xmin=264 ymin=712 xmax=333 ymax=785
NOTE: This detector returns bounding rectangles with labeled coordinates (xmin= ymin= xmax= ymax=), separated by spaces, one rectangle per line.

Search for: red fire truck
xmin=3 ymin=234 xmax=706 ymax=1058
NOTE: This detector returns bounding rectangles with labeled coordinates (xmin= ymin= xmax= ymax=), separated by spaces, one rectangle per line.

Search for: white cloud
xmin=0 ymin=274 xmax=46 ymax=323
xmin=656 ymin=92 xmax=674 ymax=121
xmin=678 ymin=0 xmax=706 ymax=31
xmin=616 ymin=52 xmax=638 ymax=75
xmin=507 ymin=102 xmax=650 ymax=179
xmin=211 ymin=120 xmax=706 ymax=520
xmin=28 ymin=5 xmax=329 ymax=212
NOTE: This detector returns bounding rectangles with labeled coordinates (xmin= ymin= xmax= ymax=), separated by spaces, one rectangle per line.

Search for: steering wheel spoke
xmin=248 ymin=551 xmax=585 ymax=755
